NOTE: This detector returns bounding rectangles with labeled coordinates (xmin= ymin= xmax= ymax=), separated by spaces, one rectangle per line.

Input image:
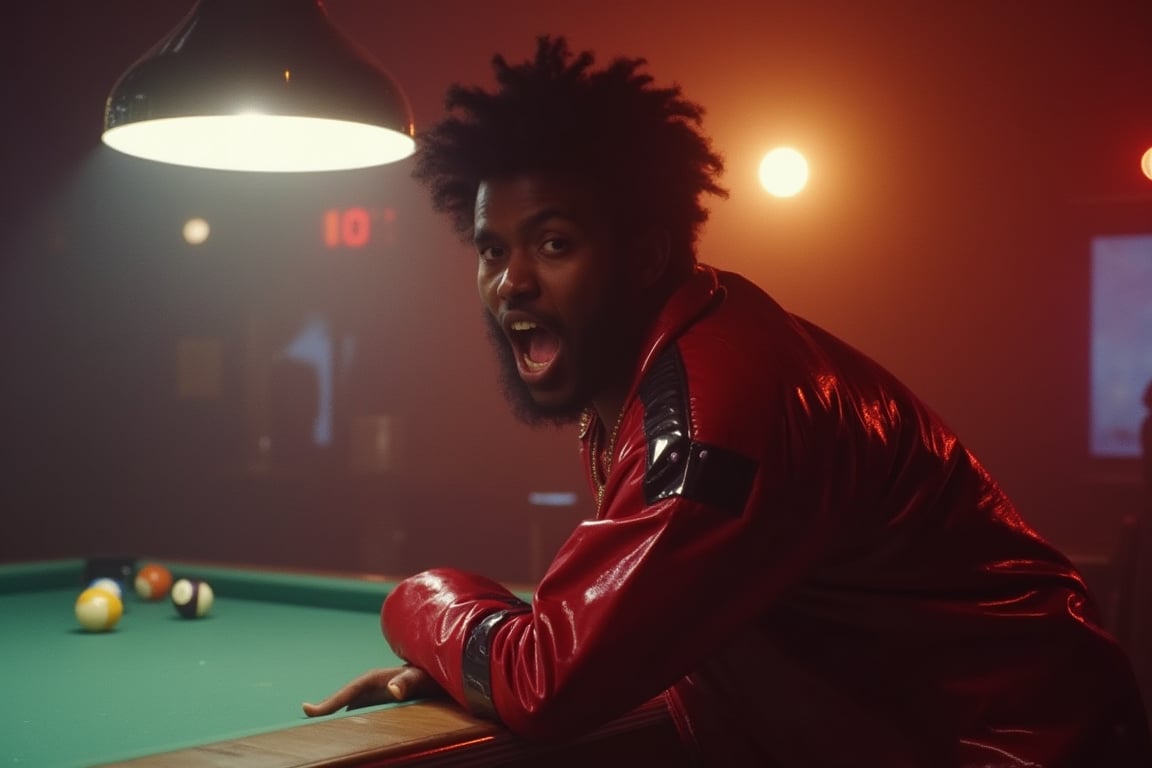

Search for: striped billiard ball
xmin=171 ymin=578 xmax=214 ymax=619
xmin=135 ymin=563 xmax=172 ymax=600
xmin=75 ymin=586 xmax=123 ymax=632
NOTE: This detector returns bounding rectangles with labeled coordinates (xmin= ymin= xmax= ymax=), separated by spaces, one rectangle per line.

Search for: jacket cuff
xmin=462 ymin=607 xmax=526 ymax=719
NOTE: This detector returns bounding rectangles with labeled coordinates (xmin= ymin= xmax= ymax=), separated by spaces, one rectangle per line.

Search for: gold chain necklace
xmin=590 ymin=409 xmax=626 ymax=513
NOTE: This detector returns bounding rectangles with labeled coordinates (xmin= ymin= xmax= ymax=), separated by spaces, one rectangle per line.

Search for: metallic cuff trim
xmin=461 ymin=604 xmax=526 ymax=720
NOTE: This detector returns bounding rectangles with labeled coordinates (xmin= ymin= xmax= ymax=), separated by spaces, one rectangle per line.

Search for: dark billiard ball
xmin=171 ymin=578 xmax=214 ymax=619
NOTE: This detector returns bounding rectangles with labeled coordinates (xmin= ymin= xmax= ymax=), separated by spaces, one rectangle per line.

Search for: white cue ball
xmin=88 ymin=577 xmax=122 ymax=599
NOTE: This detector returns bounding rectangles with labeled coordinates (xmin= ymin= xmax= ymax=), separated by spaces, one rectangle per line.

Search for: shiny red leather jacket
xmin=383 ymin=266 xmax=1151 ymax=766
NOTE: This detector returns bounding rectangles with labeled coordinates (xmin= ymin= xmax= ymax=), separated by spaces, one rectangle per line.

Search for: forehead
xmin=473 ymin=174 xmax=604 ymax=232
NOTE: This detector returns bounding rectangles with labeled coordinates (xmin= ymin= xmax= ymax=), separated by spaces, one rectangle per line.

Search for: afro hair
xmin=412 ymin=36 xmax=727 ymax=269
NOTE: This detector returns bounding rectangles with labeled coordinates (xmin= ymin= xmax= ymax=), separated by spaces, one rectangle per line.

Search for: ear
xmin=635 ymin=228 xmax=672 ymax=289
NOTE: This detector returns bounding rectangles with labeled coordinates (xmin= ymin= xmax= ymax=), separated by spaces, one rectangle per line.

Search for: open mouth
xmin=507 ymin=319 xmax=561 ymax=378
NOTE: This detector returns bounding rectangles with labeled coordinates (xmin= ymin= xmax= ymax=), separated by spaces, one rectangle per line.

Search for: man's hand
xmin=302 ymin=666 xmax=444 ymax=717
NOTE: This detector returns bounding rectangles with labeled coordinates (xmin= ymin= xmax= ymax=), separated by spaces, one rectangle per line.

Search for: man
xmin=305 ymin=37 xmax=1151 ymax=766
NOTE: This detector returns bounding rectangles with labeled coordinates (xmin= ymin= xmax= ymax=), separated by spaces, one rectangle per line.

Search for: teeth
xmin=508 ymin=319 xmax=548 ymax=372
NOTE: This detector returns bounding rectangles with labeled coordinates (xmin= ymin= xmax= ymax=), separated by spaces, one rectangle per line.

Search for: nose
xmin=495 ymin=250 xmax=538 ymax=302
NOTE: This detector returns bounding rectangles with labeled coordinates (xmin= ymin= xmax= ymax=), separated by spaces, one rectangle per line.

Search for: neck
xmin=589 ymin=261 xmax=695 ymax=433
xmin=591 ymin=271 xmax=690 ymax=430
xmin=591 ymin=398 xmax=625 ymax=437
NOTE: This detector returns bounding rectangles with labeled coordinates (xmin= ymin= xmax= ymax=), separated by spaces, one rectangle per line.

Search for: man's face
xmin=474 ymin=174 xmax=641 ymax=425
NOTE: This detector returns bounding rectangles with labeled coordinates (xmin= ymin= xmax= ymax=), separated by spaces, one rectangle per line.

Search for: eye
xmin=540 ymin=237 xmax=569 ymax=256
xmin=477 ymin=244 xmax=505 ymax=264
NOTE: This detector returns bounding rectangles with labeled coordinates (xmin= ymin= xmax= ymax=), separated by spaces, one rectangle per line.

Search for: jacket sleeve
xmin=381 ymin=466 xmax=831 ymax=741
xmin=382 ymin=349 xmax=842 ymax=740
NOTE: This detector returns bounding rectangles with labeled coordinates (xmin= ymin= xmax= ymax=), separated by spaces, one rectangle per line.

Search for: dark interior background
xmin=2 ymin=1 xmax=1151 ymax=593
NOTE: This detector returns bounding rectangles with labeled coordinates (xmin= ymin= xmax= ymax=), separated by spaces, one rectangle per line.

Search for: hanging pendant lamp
xmin=102 ymin=0 xmax=415 ymax=172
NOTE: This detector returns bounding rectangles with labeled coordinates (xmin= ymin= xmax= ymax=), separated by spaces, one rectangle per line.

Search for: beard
xmin=483 ymin=311 xmax=589 ymax=427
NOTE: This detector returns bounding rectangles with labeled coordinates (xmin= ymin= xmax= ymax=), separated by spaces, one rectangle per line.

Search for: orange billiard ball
xmin=134 ymin=563 xmax=172 ymax=600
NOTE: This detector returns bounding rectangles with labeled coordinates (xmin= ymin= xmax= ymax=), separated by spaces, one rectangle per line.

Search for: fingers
xmin=302 ymin=667 xmax=445 ymax=718
xmin=387 ymin=666 xmax=434 ymax=701
xmin=301 ymin=699 xmax=338 ymax=718
xmin=301 ymin=669 xmax=398 ymax=717
xmin=301 ymin=688 xmax=359 ymax=718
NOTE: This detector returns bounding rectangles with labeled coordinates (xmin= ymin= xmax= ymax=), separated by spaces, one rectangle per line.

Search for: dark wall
xmin=2 ymin=1 xmax=1151 ymax=583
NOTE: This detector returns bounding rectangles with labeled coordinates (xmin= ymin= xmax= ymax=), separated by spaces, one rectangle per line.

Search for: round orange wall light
xmin=1141 ymin=146 xmax=1152 ymax=181
xmin=759 ymin=147 xmax=809 ymax=198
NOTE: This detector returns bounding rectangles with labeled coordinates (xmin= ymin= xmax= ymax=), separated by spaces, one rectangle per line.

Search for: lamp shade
xmin=102 ymin=0 xmax=415 ymax=172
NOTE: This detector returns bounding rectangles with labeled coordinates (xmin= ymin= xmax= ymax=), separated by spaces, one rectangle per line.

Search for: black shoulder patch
xmin=639 ymin=346 xmax=758 ymax=515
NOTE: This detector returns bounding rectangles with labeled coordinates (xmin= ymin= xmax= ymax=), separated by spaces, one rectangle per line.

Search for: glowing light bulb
xmin=183 ymin=217 xmax=210 ymax=245
xmin=759 ymin=147 xmax=809 ymax=198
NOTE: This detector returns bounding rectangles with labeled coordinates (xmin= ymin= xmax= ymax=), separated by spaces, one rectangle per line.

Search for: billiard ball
xmin=135 ymin=563 xmax=172 ymax=600
xmin=88 ymin=577 xmax=123 ymax=599
xmin=75 ymin=586 xmax=123 ymax=632
xmin=171 ymin=578 xmax=213 ymax=619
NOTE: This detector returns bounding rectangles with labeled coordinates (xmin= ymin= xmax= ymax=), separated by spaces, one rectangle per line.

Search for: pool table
xmin=0 ymin=559 xmax=682 ymax=767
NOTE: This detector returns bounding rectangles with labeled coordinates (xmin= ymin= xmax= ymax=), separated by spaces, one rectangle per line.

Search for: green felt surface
xmin=0 ymin=560 xmax=405 ymax=767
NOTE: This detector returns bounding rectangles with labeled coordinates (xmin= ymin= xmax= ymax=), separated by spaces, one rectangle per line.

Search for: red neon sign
xmin=323 ymin=207 xmax=396 ymax=249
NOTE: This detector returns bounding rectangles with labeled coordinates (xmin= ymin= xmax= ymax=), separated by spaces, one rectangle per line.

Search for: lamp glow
xmin=182 ymin=217 xmax=211 ymax=245
xmin=104 ymin=116 xmax=415 ymax=173
xmin=1141 ymin=147 xmax=1152 ymax=182
xmin=102 ymin=0 xmax=415 ymax=173
xmin=759 ymin=147 xmax=809 ymax=198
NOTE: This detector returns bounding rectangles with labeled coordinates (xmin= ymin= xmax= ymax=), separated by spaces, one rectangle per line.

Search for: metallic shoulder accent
xmin=461 ymin=602 xmax=529 ymax=720
xmin=639 ymin=346 xmax=758 ymax=515
xmin=640 ymin=346 xmax=693 ymax=502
